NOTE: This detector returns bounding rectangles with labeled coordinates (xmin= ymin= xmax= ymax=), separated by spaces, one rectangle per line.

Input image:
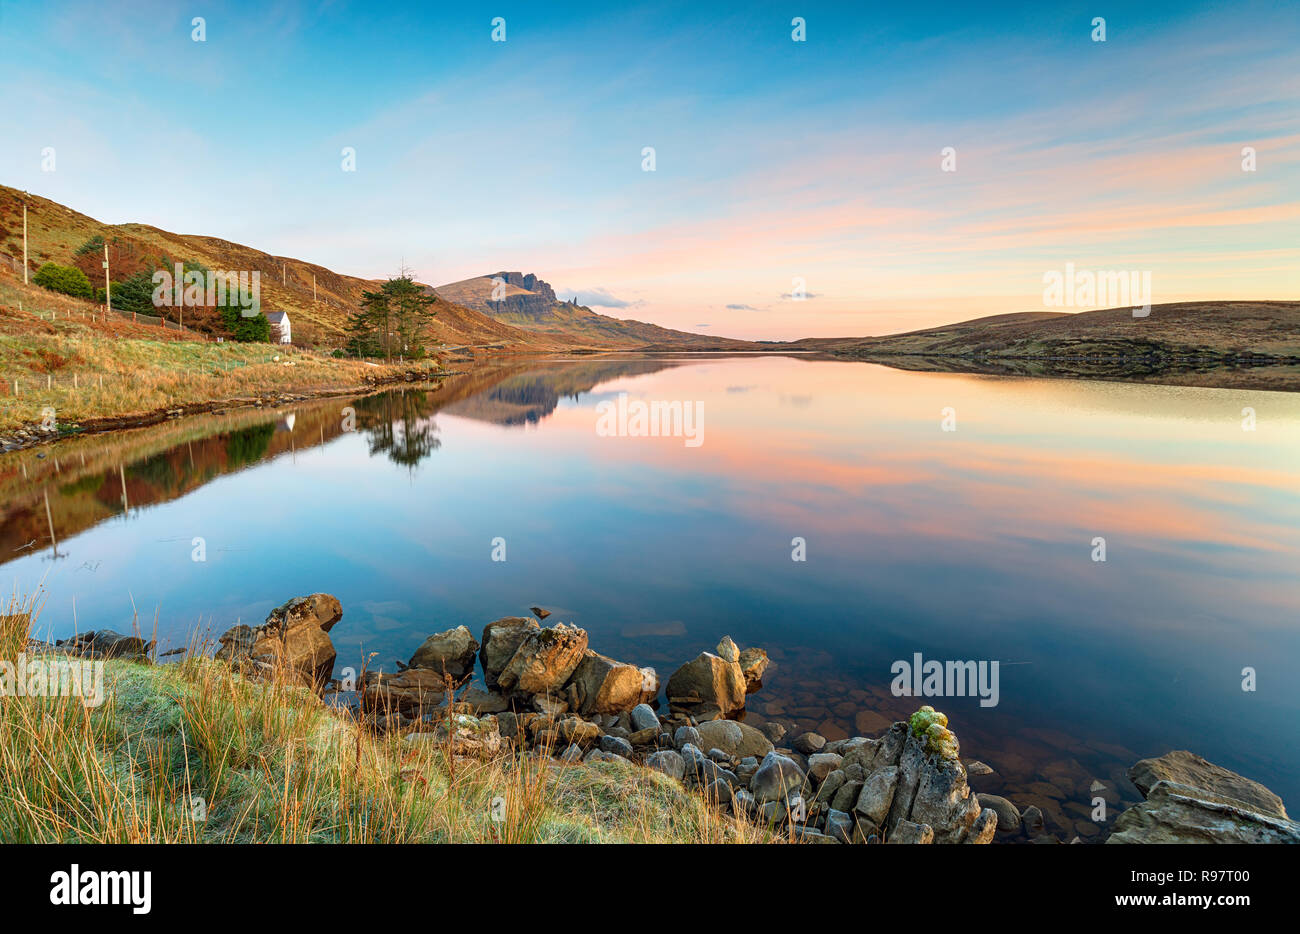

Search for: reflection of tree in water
xmin=354 ymin=391 xmax=441 ymax=468
xmin=225 ymin=423 xmax=276 ymax=470
xmin=127 ymin=450 xmax=183 ymax=492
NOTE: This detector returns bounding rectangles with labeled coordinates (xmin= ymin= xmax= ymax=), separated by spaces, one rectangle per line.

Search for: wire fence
xmin=0 ymin=353 xmax=309 ymax=400
xmin=18 ymin=302 xmax=197 ymax=333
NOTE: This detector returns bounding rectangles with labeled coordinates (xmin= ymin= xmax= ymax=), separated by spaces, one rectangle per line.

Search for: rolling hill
xmin=785 ymin=301 xmax=1300 ymax=390
xmin=791 ymin=302 xmax=1300 ymax=360
xmin=0 ymin=187 xmax=737 ymax=352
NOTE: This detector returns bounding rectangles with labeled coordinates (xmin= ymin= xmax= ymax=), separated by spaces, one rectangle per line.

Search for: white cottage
xmin=265 ymin=310 xmax=291 ymax=344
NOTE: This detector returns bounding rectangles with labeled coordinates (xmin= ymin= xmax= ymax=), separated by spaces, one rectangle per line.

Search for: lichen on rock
xmin=924 ymin=723 xmax=960 ymax=759
xmin=907 ymin=704 xmax=948 ymax=738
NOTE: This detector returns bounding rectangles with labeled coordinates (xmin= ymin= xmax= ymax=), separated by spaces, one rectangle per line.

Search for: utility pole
xmin=103 ymin=241 xmax=111 ymax=312
xmin=313 ymin=274 xmax=317 ymax=303
xmin=22 ymin=199 xmax=29 ymax=284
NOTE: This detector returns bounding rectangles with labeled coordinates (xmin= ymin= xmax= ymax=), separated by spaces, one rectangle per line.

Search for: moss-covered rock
xmin=924 ymin=723 xmax=960 ymax=759
xmin=908 ymin=705 xmax=948 ymax=738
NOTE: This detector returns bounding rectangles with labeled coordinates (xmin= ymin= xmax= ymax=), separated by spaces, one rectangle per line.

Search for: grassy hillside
xmin=0 ymin=275 xmax=442 ymax=435
xmin=786 ymin=301 xmax=1300 ymax=391
xmin=0 ymin=185 xmax=568 ymax=351
xmin=794 ymin=301 xmax=1300 ymax=360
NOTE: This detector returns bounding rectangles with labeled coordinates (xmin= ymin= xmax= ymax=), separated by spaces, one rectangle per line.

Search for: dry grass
xmin=0 ymin=278 xmax=443 ymax=433
xmin=0 ymin=598 xmax=773 ymax=844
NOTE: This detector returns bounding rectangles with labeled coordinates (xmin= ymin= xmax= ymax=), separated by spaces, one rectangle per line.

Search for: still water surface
xmin=3 ymin=355 xmax=1298 ymax=830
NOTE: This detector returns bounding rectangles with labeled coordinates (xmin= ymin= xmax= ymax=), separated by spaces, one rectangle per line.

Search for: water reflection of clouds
xmin=5 ymin=355 xmax=1298 ymax=802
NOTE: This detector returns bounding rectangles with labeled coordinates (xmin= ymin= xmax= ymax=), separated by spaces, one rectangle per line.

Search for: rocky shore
xmin=54 ymin=592 xmax=1298 ymax=845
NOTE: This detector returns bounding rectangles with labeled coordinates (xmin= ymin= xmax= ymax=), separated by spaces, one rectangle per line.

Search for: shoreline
xmin=6 ymin=344 xmax=1298 ymax=455
xmin=0 ymin=369 xmax=451 ymax=453
xmin=15 ymin=593 xmax=1292 ymax=845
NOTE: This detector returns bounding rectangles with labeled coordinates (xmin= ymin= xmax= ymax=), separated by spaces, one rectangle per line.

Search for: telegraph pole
xmin=103 ymin=241 xmax=111 ymax=312
xmin=22 ymin=199 xmax=29 ymax=284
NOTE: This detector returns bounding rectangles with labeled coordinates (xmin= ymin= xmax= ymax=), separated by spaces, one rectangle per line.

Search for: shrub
xmin=95 ymin=270 xmax=158 ymax=314
xmin=220 ymin=304 xmax=271 ymax=342
xmin=74 ymin=235 xmax=106 ymax=257
xmin=32 ymin=262 xmax=92 ymax=299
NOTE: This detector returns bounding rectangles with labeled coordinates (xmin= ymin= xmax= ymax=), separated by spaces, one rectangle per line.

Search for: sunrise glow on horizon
xmin=1 ymin=0 xmax=1295 ymax=340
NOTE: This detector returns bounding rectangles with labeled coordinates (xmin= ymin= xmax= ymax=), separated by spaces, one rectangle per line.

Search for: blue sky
xmin=1 ymin=0 xmax=1296 ymax=338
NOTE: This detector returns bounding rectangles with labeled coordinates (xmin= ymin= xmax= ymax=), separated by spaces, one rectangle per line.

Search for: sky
xmin=0 ymin=0 xmax=1296 ymax=340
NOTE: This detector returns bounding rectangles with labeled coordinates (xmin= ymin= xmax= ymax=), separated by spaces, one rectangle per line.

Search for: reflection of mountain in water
xmin=441 ymin=359 xmax=681 ymax=426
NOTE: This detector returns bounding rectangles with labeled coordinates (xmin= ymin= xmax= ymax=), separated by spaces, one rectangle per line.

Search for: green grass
xmin=0 ymin=277 xmax=443 ymax=433
xmin=0 ymin=600 xmax=768 ymax=844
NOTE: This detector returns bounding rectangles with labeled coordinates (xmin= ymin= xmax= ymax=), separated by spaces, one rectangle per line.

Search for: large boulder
xmin=496 ymin=623 xmax=588 ymax=697
xmin=977 ymin=793 xmax=1021 ymax=833
xmin=408 ymin=625 xmax=479 ymax=680
xmin=665 ymin=651 xmax=747 ymax=719
xmin=215 ymin=593 xmax=342 ymax=687
xmin=854 ymin=765 xmax=899 ymax=830
xmin=566 ymin=650 xmax=653 ymax=715
xmin=1108 ymin=751 xmax=1298 ymax=844
xmin=58 ymin=630 xmax=151 ymax=661
xmin=908 ymin=752 xmax=984 ymax=844
xmin=645 ymin=750 xmax=685 ymax=781
xmin=833 ymin=709 xmax=997 ymax=844
xmin=360 ymin=668 xmax=446 ymax=716
xmin=737 ymin=647 xmax=769 ymax=693
xmin=630 ymin=703 xmax=660 ymax=732
xmin=1128 ymin=750 xmax=1287 ymax=819
xmin=264 ymin=593 xmax=343 ymax=633
xmin=404 ymin=714 xmax=502 ymax=758
xmin=751 ymin=751 xmax=806 ymax=803
xmin=694 ymin=719 xmax=774 ymax=760
xmin=479 ymin=617 xmax=539 ymax=689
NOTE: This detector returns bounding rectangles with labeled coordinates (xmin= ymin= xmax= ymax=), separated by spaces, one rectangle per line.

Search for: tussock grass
xmin=0 ymin=600 xmax=770 ymax=844
xmin=0 ymin=279 xmax=442 ymax=433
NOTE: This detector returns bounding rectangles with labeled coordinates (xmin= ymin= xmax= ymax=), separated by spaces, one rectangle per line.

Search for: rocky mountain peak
xmin=489 ymin=271 xmax=556 ymax=303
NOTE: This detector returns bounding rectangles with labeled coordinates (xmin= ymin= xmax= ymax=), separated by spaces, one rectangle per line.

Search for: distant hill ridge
xmin=0 ymin=186 xmax=743 ymax=352
xmin=434 ymin=271 xmax=755 ymax=350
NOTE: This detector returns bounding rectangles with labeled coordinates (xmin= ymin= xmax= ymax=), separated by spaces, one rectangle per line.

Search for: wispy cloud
xmin=0 ymin=0 xmax=1294 ymax=341
xmin=562 ymin=287 xmax=640 ymax=309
